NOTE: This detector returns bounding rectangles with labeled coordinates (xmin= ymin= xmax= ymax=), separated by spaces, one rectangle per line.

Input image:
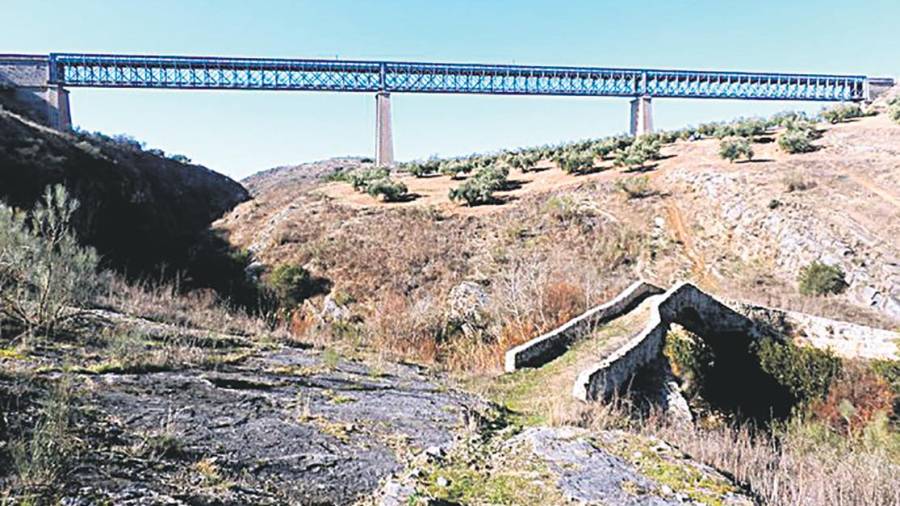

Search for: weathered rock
xmin=447 ymin=280 xmax=489 ymax=336
xmin=60 ymin=347 xmax=484 ymax=505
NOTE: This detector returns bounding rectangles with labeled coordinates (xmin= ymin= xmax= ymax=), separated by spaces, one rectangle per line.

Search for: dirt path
xmin=665 ymin=201 xmax=718 ymax=290
xmin=845 ymin=172 xmax=900 ymax=210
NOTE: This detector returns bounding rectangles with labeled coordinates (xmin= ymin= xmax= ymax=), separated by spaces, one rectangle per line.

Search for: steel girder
xmin=48 ymin=53 xmax=867 ymax=101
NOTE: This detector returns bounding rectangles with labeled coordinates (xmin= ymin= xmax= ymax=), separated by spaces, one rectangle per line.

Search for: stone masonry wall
xmin=504 ymin=281 xmax=664 ymax=372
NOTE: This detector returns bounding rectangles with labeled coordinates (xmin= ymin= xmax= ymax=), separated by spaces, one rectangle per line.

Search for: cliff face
xmin=0 ymin=103 xmax=249 ymax=281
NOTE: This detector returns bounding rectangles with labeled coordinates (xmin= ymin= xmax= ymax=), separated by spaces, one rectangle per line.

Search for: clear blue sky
xmin=2 ymin=0 xmax=897 ymax=180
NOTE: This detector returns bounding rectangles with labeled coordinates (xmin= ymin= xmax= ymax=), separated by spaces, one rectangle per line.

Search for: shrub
xmin=439 ymin=159 xmax=475 ymax=179
xmin=783 ymin=172 xmax=816 ymax=193
xmin=507 ymin=152 xmax=540 ymax=172
xmin=797 ymin=261 xmax=847 ymax=296
xmin=406 ymin=158 xmax=441 ymax=177
xmin=821 ymin=103 xmax=865 ymax=124
xmin=0 ymin=185 xmax=103 ymax=337
xmin=778 ymin=128 xmax=816 ymax=154
xmin=731 ymin=118 xmax=769 ymax=138
xmin=613 ymin=136 xmax=660 ymax=170
xmin=718 ymin=137 xmax=754 ymax=163
xmin=889 ymin=97 xmax=900 ymax=124
xmin=614 ymin=176 xmax=654 ymax=199
xmin=813 ymin=362 xmax=895 ymax=436
xmin=665 ymin=326 xmax=716 ymax=399
xmin=267 ymin=264 xmax=316 ymax=308
xmin=366 ymin=177 xmax=409 ymax=202
xmin=448 ymin=166 xmax=508 ymax=206
xmin=348 ymin=167 xmax=390 ymax=191
xmin=754 ymin=337 xmax=842 ymax=405
xmin=556 ymin=151 xmax=595 ymax=174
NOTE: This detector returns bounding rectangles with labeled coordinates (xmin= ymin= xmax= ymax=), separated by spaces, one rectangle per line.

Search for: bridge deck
xmin=48 ymin=53 xmax=867 ymax=101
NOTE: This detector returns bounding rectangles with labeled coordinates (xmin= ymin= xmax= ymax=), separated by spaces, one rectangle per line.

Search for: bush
xmin=448 ymin=166 xmax=508 ymax=206
xmin=613 ymin=136 xmax=660 ymax=170
xmin=754 ymin=337 xmax=842 ymax=405
xmin=718 ymin=137 xmax=754 ymax=163
xmin=267 ymin=264 xmax=316 ymax=308
xmin=405 ymin=158 xmax=441 ymax=177
xmin=0 ymin=185 xmax=104 ymax=337
xmin=821 ymin=103 xmax=865 ymax=124
xmin=778 ymin=128 xmax=816 ymax=154
xmin=798 ymin=261 xmax=847 ymax=296
xmin=556 ymin=151 xmax=595 ymax=174
xmin=889 ymin=97 xmax=900 ymax=124
xmin=439 ymin=159 xmax=476 ymax=179
xmin=348 ymin=167 xmax=390 ymax=191
xmin=366 ymin=177 xmax=409 ymax=202
xmin=813 ymin=362 xmax=895 ymax=436
xmin=507 ymin=152 xmax=540 ymax=172
xmin=614 ymin=176 xmax=654 ymax=199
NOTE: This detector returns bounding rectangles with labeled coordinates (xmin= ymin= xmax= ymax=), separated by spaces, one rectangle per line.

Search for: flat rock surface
xmin=514 ymin=427 xmax=680 ymax=506
xmin=66 ymin=347 xmax=484 ymax=505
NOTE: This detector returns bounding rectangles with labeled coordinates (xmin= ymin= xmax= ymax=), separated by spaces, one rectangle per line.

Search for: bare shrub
xmin=813 ymin=362 xmax=895 ymax=436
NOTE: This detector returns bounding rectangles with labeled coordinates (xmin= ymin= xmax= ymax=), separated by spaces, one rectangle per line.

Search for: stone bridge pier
xmin=0 ymin=54 xmax=71 ymax=130
xmin=375 ymin=91 xmax=394 ymax=166
xmin=629 ymin=95 xmax=653 ymax=136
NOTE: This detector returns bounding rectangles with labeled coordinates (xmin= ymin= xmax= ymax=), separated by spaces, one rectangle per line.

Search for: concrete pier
xmin=629 ymin=95 xmax=652 ymax=136
xmin=0 ymin=54 xmax=71 ymax=130
xmin=375 ymin=91 xmax=394 ymax=166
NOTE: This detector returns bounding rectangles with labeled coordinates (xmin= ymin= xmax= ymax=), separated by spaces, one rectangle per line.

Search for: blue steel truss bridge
xmin=1 ymin=53 xmax=892 ymax=165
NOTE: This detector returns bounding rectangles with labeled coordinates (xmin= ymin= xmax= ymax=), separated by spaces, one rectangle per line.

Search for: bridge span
xmin=1 ymin=53 xmax=894 ymax=165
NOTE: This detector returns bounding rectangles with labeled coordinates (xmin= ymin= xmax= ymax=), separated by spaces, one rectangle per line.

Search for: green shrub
xmin=718 ymin=137 xmax=754 ymax=163
xmin=267 ymin=264 xmax=316 ymax=308
xmin=366 ymin=177 xmax=409 ymax=202
xmin=778 ymin=128 xmax=816 ymax=154
xmin=448 ymin=166 xmax=508 ymax=206
xmin=613 ymin=136 xmax=661 ymax=171
xmin=798 ymin=261 xmax=847 ymax=296
xmin=732 ymin=118 xmax=769 ymax=138
xmin=440 ymin=159 xmax=476 ymax=179
xmin=348 ymin=167 xmax=390 ymax=191
xmin=556 ymin=151 xmax=595 ymax=174
xmin=821 ymin=103 xmax=865 ymax=124
xmin=614 ymin=176 xmax=654 ymax=199
xmin=507 ymin=152 xmax=541 ymax=172
xmin=754 ymin=337 xmax=842 ymax=404
xmin=889 ymin=98 xmax=900 ymax=124
xmin=0 ymin=185 xmax=104 ymax=337
xmin=405 ymin=158 xmax=441 ymax=177
xmin=665 ymin=327 xmax=716 ymax=399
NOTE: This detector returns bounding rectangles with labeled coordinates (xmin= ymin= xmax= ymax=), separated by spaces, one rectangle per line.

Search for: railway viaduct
xmin=0 ymin=53 xmax=894 ymax=166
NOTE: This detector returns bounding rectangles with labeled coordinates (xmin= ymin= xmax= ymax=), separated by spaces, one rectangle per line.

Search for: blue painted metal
xmin=48 ymin=53 xmax=868 ymax=101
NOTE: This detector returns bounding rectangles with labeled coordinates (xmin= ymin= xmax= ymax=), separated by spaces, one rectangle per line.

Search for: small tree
xmin=0 ymin=185 xmax=103 ymax=338
xmin=718 ymin=137 xmax=754 ymax=163
xmin=556 ymin=151 xmax=595 ymax=174
xmin=448 ymin=165 xmax=508 ymax=206
xmin=821 ymin=103 xmax=865 ymax=124
xmin=797 ymin=261 xmax=847 ymax=296
xmin=348 ymin=167 xmax=390 ymax=191
xmin=778 ymin=128 xmax=816 ymax=154
xmin=267 ymin=264 xmax=315 ymax=308
xmin=366 ymin=177 xmax=409 ymax=202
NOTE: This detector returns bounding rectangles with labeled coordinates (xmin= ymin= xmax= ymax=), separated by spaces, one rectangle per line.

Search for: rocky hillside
xmin=0 ymin=100 xmax=249 ymax=282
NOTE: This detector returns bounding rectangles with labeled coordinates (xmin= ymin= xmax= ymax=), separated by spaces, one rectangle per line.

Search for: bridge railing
xmin=48 ymin=53 xmax=868 ymax=101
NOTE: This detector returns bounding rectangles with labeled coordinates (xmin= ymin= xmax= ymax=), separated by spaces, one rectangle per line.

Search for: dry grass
xmin=542 ymin=397 xmax=900 ymax=506
xmin=100 ymin=276 xmax=285 ymax=338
